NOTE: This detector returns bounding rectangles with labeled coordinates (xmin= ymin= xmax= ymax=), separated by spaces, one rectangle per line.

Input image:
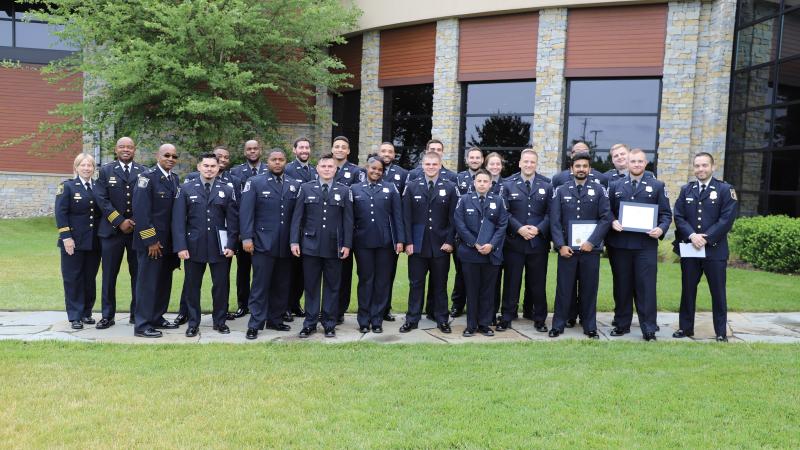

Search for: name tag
xmin=382 ymin=187 xmax=390 ymax=193
xmin=414 ymin=195 xmax=422 ymax=199
xmin=334 ymin=193 xmax=341 ymax=201
xmin=190 ymin=195 xmax=198 ymax=199
xmin=262 ymin=191 xmax=270 ymax=195
xmin=466 ymin=209 xmax=475 ymax=212
xmin=308 ymin=196 xmax=316 ymax=200
xmin=489 ymin=202 xmax=497 ymax=209
xmin=439 ymin=189 xmax=446 ymax=197
xmin=686 ymin=198 xmax=694 ymax=203
xmin=344 ymin=172 xmax=351 ymax=179
xmin=511 ymin=193 xmax=519 ymax=197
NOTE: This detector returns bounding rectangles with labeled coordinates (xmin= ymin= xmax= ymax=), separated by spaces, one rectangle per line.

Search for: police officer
xmin=604 ymin=143 xmax=654 ymax=186
xmin=132 ymin=144 xmax=181 ymax=338
xmin=351 ymin=155 xmax=404 ymax=334
xmin=56 ymin=153 xmax=101 ymax=329
xmin=400 ymin=151 xmax=459 ymax=334
xmin=406 ymin=139 xmax=459 ymax=183
xmin=500 ymin=149 xmax=551 ymax=332
xmin=330 ymin=136 xmax=363 ymax=324
xmin=283 ymin=137 xmax=318 ymax=321
xmin=607 ymin=149 xmax=672 ymax=341
xmin=485 ymin=152 xmax=508 ymax=322
xmin=229 ymin=139 xmax=268 ymax=318
xmin=548 ymin=153 xmax=612 ymax=339
xmin=378 ymin=142 xmax=407 ymax=322
xmin=94 ymin=137 xmax=146 ymax=328
xmin=454 ymin=169 xmax=509 ymax=337
xmin=290 ymin=153 xmax=354 ymax=338
xmin=240 ymin=149 xmax=300 ymax=340
xmin=672 ymin=152 xmax=738 ymax=342
xmin=172 ymin=153 xmax=239 ymax=337
xmin=551 ymin=141 xmax=609 ymax=188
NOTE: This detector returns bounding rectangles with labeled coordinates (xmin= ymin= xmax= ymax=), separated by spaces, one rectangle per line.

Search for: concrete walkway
xmin=1 ymin=310 xmax=800 ymax=344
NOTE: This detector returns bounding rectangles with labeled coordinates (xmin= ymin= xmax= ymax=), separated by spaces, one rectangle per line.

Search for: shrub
xmin=730 ymin=215 xmax=800 ymax=273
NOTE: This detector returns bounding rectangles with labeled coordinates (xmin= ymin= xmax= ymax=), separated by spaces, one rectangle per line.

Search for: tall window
xmin=564 ymin=78 xmax=661 ymax=173
xmin=460 ymin=80 xmax=535 ymax=176
xmin=727 ymin=0 xmax=800 ymax=216
xmin=0 ymin=2 xmax=77 ymax=63
xmin=331 ymin=90 xmax=361 ymax=163
xmin=382 ymin=84 xmax=433 ymax=169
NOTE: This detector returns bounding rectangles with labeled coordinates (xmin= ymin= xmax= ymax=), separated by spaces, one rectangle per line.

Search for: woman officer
xmin=55 ymin=153 xmax=102 ymax=329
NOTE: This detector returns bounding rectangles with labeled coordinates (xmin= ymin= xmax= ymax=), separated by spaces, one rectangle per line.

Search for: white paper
xmin=679 ymin=243 xmax=706 ymax=258
xmin=621 ymin=204 xmax=656 ymax=230
xmin=570 ymin=223 xmax=597 ymax=247
xmin=218 ymin=229 xmax=228 ymax=254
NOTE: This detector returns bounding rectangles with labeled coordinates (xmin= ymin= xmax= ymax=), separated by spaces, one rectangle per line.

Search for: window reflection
xmin=780 ymin=9 xmax=800 ymax=60
xmin=383 ymin=84 xmax=433 ymax=169
xmin=737 ymin=0 xmax=780 ymax=26
xmin=464 ymin=115 xmax=532 ymax=148
xmin=465 ymin=81 xmax=535 ymax=115
xmin=566 ymin=116 xmax=658 ymax=151
xmin=567 ymin=79 xmax=660 ymax=114
xmin=735 ymin=19 xmax=780 ymax=70
xmin=776 ymin=58 xmax=800 ymax=103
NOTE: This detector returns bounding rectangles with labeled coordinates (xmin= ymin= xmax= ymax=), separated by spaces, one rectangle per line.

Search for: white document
xmin=621 ymin=204 xmax=656 ymax=231
xmin=218 ymin=229 xmax=228 ymax=254
xmin=570 ymin=223 xmax=597 ymax=247
xmin=679 ymin=243 xmax=706 ymax=258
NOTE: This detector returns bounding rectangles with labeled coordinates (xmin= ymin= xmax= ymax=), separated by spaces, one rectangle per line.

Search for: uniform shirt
xmin=290 ymin=180 xmax=354 ymax=258
xmin=334 ymin=160 xmax=364 ymax=186
xmin=94 ymin=160 xmax=146 ymax=238
xmin=605 ymin=168 xmax=654 ymax=187
xmin=455 ymin=169 xmax=479 ymax=195
xmin=184 ymin=170 xmax=241 ymax=203
xmin=230 ymin=161 xmax=268 ymax=184
xmin=549 ymin=179 xmax=612 ymax=252
xmin=382 ymin=163 xmax=408 ymax=194
xmin=285 ymin=159 xmax=318 ymax=184
xmin=607 ymin=173 xmax=672 ymax=250
xmin=239 ymin=173 xmax=301 ymax=257
xmin=351 ymin=180 xmax=404 ymax=250
xmin=55 ymin=177 xmax=100 ymax=251
xmin=132 ymin=165 xmax=180 ymax=252
xmin=453 ymin=192 xmax=509 ymax=265
xmin=673 ymin=178 xmax=738 ymax=260
xmin=171 ymin=178 xmax=239 ymax=263
xmin=551 ymin=168 xmax=609 ymax=188
xmin=502 ymin=176 xmax=552 ymax=254
xmin=402 ymin=177 xmax=459 ymax=258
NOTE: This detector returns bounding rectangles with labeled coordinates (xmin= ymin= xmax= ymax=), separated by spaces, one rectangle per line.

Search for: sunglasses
xmin=162 ymin=154 xmax=179 ymax=159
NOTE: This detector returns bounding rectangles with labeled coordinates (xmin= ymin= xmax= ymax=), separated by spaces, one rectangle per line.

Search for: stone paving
xmin=1 ymin=310 xmax=799 ymax=344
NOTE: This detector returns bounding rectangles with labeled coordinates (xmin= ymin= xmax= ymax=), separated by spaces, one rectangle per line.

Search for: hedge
xmin=730 ymin=215 xmax=800 ymax=273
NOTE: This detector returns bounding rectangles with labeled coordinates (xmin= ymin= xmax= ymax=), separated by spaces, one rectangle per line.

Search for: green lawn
xmin=1 ymin=217 xmax=798 ymax=312
xmin=0 ymin=341 xmax=798 ymax=448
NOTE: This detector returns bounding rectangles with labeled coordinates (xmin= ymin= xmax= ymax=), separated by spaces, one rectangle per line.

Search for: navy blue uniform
xmin=239 ymin=173 xmax=300 ymax=329
xmin=673 ymin=178 xmax=738 ymax=337
xmin=95 ymin=160 xmax=146 ymax=321
xmin=352 ymin=181 xmax=404 ymax=328
xmin=501 ymin=176 xmax=552 ymax=324
xmin=607 ymin=174 xmax=672 ymax=335
xmin=229 ymin=162 xmax=268 ymax=312
xmin=381 ymin=163 xmax=408 ymax=315
xmin=172 ymin=179 xmax=238 ymax=328
xmin=549 ymin=180 xmax=612 ymax=333
xmin=132 ymin=166 xmax=180 ymax=334
xmin=290 ymin=181 xmax=354 ymax=330
xmin=333 ymin=161 xmax=364 ymax=317
xmin=551 ymin=168 xmax=608 ymax=188
xmin=284 ymin=159 xmax=317 ymax=315
xmin=507 ymin=171 xmax=552 ymax=184
xmin=454 ymin=193 xmax=509 ymax=331
xmin=407 ymin=165 xmax=458 ymax=184
xmin=450 ymin=169 xmax=479 ymax=316
xmin=402 ymin=177 xmax=459 ymax=326
xmin=55 ymin=178 xmax=101 ymax=322
xmin=605 ymin=169 xmax=655 ymax=186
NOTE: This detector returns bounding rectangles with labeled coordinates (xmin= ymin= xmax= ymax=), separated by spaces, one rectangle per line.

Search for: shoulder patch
xmin=730 ymin=188 xmax=737 ymax=201
xmin=175 ymin=187 xmax=181 ymax=198
xmin=137 ymin=176 xmax=149 ymax=188
xmin=56 ymin=182 xmax=64 ymax=196
xmin=242 ymin=180 xmax=251 ymax=193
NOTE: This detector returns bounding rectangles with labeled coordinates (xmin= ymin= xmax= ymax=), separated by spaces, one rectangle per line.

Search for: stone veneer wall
xmin=0 ymin=171 xmax=72 ymax=218
xmin=431 ymin=18 xmax=462 ymax=169
xmin=358 ymin=30 xmax=383 ymax=163
xmin=314 ymin=85 xmax=334 ymax=157
xmin=531 ymin=8 xmax=568 ymax=178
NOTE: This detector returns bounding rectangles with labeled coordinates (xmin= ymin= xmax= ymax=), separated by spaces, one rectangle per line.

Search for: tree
xmin=467 ymin=114 xmax=530 ymax=148
xmin=7 ymin=0 xmax=360 ymax=155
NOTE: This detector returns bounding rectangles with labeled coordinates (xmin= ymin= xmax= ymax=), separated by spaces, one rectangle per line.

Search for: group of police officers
xmin=55 ymin=134 xmax=738 ymax=341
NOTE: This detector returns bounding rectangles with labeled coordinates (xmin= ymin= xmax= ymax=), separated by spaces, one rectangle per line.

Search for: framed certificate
xmin=619 ymin=202 xmax=658 ymax=233
xmin=569 ymin=220 xmax=598 ymax=249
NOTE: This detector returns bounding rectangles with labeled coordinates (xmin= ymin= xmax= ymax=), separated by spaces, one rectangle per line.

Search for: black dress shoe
xmin=425 ymin=313 xmax=435 ymax=321
xmin=359 ymin=326 xmax=370 ymax=333
xmin=672 ymin=329 xmax=694 ymax=338
xmin=95 ymin=318 xmax=115 ymax=329
xmin=82 ymin=316 xmax=96 ymax=325
xmin=383 ymin=312 xmax=396 ymax=322
xmin=70 ymin=320 xmax=83 ymax=330
xmin=185 ymin=326 xmax=199 ymax=337
xmin=534 ymin=322 xmax=548 ymax=332
xmin=495 ymin=321 xmax=510 ymax=332
xmin=548 ymin=329 xmax=562 ymax=338
xmin=246 ymin=328 xmax=258 ymax=340
xmin=566 ymin=319 xmax=577 ymax=328
xmin=610 ymin=327 xmax=630 ymax=337
xmin=213 ymin=324 xmax=230 ymax=334
xmin=399 ymin=322 xmax=418 ymax=333
xmin=438 ymin=323 xmax=452 ymax=334
xmin=644 ymin=332 xmax=657 ymax=341
xmin=611 ymin=319 xmax=619 ymax=327
xmin=336 ymin=316 xmax=345 ymax=325
xmin=479 ymin=326 xmax=495 ymax=337
xmin=265 ymin=323 xmax=291 ymax=332
xmin=585 ymin=330 xmax=599 ymax=339
xmin=154 ymin=319 xmax=178 ymax=329
xmin=232 ymin=307 xmax=249 ymax=318
xmin=449 ymin=307 xmax=463 ymax=318
xmin=135 ymin=328 xmax=163 ymax=338
xmin=372 ymin=326 xmax=383 ymax=334
xmin=226 ymin=312 xmax=236 ymax=321
xmin=655 ymin=325 xmax=661 ymax=332
xmin=299 ymin=327 xmax=316 ymax=338
xmin=491 ymin=316 xmax=499 ymax=326
xmin=283 ymin=311 xmax=294 ymax=323
xmin=173 ymin=314 xmax=188 ymax=326
xmin=715 ymin=335 xmax=728 ymax=342
xmin=324 ymin=327 xmax=336 ymax=338
xmin=463 ymin=328 xmax=475 ymax=337
xmin=291 ymin=307 xmax=305 ymax=317
xmin=128 ymin=315 xmax=135 ymax=324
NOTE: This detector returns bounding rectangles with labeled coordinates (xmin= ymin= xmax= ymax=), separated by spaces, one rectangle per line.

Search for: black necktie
xmin=700 ymin=183 xmax=706 ymax=194
xmin=303 ymin=165 xmax=309 ymax=173
xmin=204 ymin=183 xmax=210 ymax=195
xmin=479 ymin=196 xmax=485 ymax=207
xmin=524 ymin=180 xmax=531 ymax=193
xmin=577 ymin=184 xmax=583 ymax=195
xmin=632 ymin=180 xmax=638 ymax=190
xmin=370 ymin=183 xmax=377 ymax=192
xmin=322 ymin=184 xmax=329 ymax=201
xmin=85 ymin=182 xmax=92 ymax=192
xmin=428 ymin=181 xmax=434 ymax=195
xmin=276 ymin=176 xmax=282 ymax=184
xmin=251 ymin=167 xmax=257 ymax=177
xmin=123 ymin=164 xmax=130 ymax=178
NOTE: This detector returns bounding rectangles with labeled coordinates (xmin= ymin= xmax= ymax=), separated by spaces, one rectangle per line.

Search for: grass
xmin=0 ymin=340 xmax=798 ymax=448
xmin=1 ymin=217 xmax=798 ymax=313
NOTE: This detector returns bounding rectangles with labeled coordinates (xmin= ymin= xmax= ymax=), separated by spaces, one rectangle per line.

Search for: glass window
xmin=735 ymin=19 xmax=780 ymax=70
xmin=776 ymin=57 xmax=800 ymax=104
xmin=383 ymin=84 xmax=433 ymax=169
xmin=0 ymin=21 xmax=10 ymax=47
xmin=568 ymin=79 xmax=660 ymax=114
xmin=773 ymin=103 xmax=800 ymax=146
xmin=728 ymin=110 xmax=773 ymax=150
xmin=732 ymin=66 xmax=775 ymax=112
xmin=465 ymin=81 xmax=536 ymax=115
xmin=738 ymin=0 xmax=780 ymax=26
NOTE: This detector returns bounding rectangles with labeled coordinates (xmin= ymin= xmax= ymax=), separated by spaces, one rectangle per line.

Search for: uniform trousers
xmin=354 ymin=247 xmax=396 ymax=328
xmin=609 ymin=247 xmax=658 ymax=334
xmin=248 ymin=253 xmax=292 ymax=329
xmin=501 ymin=250 xmax=548 ymax=323
xmin=462 ymin=262 xmax=499 ymax=330
xmin=134 ymin=252 xmax=177 ymax=333
xmin=552 ymin=252 xmax=599 ymax=332
xmin=679 ymin=258 xmax=728 ymax=337
xmin=61 ymin=248 xmax=100 ymax=321
xmin=100 ymin=233 xmax=137 ymax=319
xmin=407 ymin=254 xmax=450 ymax=325
xmin=288 ymin=256 xmax=305 ymax=313
xmin=183 ymin=259 xmax=229 ymax=327
xmin=235 ymin=246 xmax=252 ymax=310
xmin=302 ymin=256 xmax=341 ymax=330
xmin=338 ymin=254 xmax=354 ymax=317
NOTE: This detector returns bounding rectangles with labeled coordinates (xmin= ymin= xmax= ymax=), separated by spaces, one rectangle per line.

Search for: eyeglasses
xmin=162 ymin=154 xmax=179 ymax=159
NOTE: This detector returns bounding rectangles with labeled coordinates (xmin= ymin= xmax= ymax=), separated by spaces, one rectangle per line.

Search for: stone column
xmin=358 ymin=30 xmax=383 ymax=163
xmin=313 ymin=86 xmax=333 ymax=158
xmin=431 ymin=18 xmax=461 ymax=169
xmin=532 ymin=8 xmax=568 ymax=178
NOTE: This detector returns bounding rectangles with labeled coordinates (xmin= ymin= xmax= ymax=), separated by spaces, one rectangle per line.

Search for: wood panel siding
xmin=331 ymin=34 xmax=363 ymax=91
xmin=379 ymin=23 xmax=436 ymax=87
xmin=566 ymin=4 xmax=667 ymax=77
xmin=265 ymin=90 xmax=315 ymax=124
xmin=458 ymin=13 xmax=539 ymax=81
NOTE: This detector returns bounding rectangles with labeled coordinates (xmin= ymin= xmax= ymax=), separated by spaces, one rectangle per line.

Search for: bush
xmin=730 ymin=215 xmax=800 ymax=273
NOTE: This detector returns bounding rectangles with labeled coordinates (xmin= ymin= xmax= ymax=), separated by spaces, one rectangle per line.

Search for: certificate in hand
xmin=217 ymin=228 xmax=228 ymax=255
xmin=619 ymin=201 xmax=658 ymax=233
xmin=569 ymin=220 xmax=598 ymax=249
xmin=679 ymin=243 xmax=706 ymax=258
